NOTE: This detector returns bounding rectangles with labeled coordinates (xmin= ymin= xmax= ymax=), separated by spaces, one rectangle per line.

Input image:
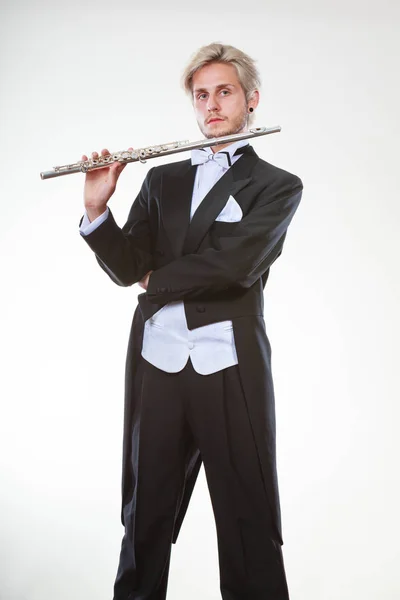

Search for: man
xmin=79 ymin=42 xmax=303 ymax=600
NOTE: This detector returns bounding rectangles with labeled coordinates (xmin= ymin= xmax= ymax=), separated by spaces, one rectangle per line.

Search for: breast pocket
xmin=211 ymin=220 xmax=240 ymax=236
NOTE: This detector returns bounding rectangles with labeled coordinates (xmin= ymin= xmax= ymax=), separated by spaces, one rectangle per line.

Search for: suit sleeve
xmin=79 ymin=168 xmax=155 ymax=287
xmin=146 ymin=176 xmax=303 ymax=303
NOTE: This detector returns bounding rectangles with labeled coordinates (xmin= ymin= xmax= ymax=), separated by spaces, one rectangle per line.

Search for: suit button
xmin=157 ymin=287 xmax=167 ymax=293
xmin=155 ymin=250 xmax=165 ymax=256
xmin=196 ymin=306 xmax=205 ymax=313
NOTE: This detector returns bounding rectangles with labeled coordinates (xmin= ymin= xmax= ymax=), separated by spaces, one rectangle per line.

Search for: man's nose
xmin=207 ymin=95 xmax=220 ymax=112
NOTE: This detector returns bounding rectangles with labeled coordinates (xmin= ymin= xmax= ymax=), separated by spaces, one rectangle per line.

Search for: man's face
xmin=192 ymin=62 xmax=250 ymax=139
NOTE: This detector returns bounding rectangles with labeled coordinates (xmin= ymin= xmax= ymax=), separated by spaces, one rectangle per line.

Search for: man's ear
xmin=249 ymin=89 xmax=260 ymax=111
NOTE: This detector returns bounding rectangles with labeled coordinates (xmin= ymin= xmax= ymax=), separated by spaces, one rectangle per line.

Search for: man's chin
xmin=202 ymin=123 xmax=237 ymax=139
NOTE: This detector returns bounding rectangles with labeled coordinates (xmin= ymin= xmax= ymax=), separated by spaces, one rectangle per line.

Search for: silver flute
xmin=40 ymin=126 xmax=281 ymax=180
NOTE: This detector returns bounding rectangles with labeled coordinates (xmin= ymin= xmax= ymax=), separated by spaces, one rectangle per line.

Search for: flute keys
xmin=118 ymin=151 xmax=133 ymax=162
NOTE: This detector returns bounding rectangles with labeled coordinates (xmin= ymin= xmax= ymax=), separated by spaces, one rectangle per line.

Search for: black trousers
xmin=113 ymin=356 xmax=290 ymax=600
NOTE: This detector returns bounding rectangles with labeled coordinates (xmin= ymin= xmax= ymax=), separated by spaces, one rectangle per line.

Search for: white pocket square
xmin=215 ymin=195 xmax=243 ymax=222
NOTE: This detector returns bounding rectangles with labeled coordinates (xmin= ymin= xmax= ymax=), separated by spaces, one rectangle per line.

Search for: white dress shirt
xmin=80 ymin=139 xmax=249 ymax=375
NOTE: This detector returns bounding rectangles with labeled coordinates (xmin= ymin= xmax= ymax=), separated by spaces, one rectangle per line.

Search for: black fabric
xmin=233 ymin=142 xmax=252 ymax=156
xmin=113 ymin=356 xmax=290 ymax=600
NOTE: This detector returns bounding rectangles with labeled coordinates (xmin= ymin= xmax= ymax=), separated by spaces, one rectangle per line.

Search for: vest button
xmin=196 ymin=306 xmax=205 ymax=313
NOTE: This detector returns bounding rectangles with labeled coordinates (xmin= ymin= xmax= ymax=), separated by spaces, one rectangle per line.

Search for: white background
xmin=1 ymin=1 xmax=399 ymax=599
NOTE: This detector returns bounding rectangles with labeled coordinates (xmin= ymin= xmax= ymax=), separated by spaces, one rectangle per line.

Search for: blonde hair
xmin=181 ymin=42 xmax=261 ymax=125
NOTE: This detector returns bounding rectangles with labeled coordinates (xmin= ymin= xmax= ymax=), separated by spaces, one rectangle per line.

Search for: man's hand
xmin=138 ymin=270 xmax=153 ymax=290
xmin=83 ymin=147 xmax=134 ymax=222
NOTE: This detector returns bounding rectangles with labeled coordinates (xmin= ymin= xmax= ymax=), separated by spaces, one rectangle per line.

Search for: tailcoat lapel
xmin=160 ymin=164 xmax=197 ymax=259
xmin=161 ymin=145 xmax=259 ymax=258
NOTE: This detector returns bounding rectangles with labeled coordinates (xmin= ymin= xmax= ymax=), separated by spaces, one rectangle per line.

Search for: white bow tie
xmin=191 ymin=148 xmax=232 ymax=169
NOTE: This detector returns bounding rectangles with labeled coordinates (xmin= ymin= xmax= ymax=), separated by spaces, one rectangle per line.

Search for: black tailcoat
xmin=79 ymin=145 xmax=303 ymax=547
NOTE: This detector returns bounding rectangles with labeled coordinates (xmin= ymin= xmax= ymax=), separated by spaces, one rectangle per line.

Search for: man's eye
xmin=198 ymin=93 xmax=207 ymax=100
xmin=220 ymin=90 xmax=230 ymax=95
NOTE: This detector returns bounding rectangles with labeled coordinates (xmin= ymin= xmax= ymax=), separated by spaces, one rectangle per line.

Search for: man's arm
xmin=146 ymin=177 xmax=303 ymax=303
xmin=80 ymin=168 xmax=155 ymax=287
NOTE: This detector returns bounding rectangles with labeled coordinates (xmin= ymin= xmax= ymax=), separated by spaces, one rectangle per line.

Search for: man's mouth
xmin=207 ymin=117 xmax=224 ymax=124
